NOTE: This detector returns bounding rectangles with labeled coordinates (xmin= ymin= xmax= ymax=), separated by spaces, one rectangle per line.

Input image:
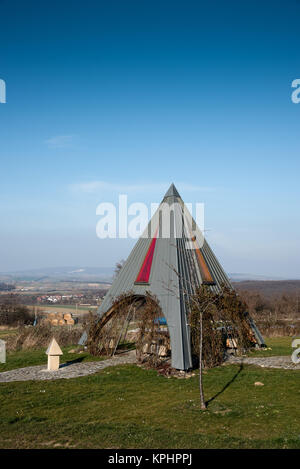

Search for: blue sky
xmin=0 ymin=0 xmax=300 ymax=277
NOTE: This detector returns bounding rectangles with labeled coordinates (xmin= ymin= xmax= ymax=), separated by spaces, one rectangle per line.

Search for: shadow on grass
xmin=60 ymin=357 xmax=85 ymax=368
xmin=206 ymin=362 xmax=244 ymax=406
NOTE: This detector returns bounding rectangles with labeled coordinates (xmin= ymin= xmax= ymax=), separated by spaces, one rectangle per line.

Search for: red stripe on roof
xmin=135 ymin=230 xmax=158 ymax=283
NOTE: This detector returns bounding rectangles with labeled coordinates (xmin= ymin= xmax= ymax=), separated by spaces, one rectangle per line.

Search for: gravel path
xmin=1 ymin=353 xmax=299 ymax=383
xmin=226 ymin=355 xmax=300 ymax=370
xmin=0 ymin=351 xmax=137 ymax=383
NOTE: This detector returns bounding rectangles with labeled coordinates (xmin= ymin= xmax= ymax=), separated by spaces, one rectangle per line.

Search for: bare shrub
xmin=0 ymin=303 xmax=33 ymax=326
xmin=237 ymin=289 xmax=300 ymax=337
xmin=77 ymin=311 xmax=98 ymax=326
xmin=6 ymin=324 xmax=84 ymax=351
xmin=190 ymin=286 xmax=256 ymax=369
xmin=87 ymin=292 xmax=167 ymax=367
xmin=87 ymin=292 xmax=139 ymax=356
xmin=135 ymin=293 xmax=166 ymax=367
xmin=256 ymin=319 xmax=300 ymax=338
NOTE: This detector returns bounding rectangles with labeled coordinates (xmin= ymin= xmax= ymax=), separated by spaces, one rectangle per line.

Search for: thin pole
xmin=199 ymin=311 xmax=206 ymax=410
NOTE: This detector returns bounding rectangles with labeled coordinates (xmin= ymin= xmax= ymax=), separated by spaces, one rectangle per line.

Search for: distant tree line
xmin=237 ymin=290 xmax=300 ymax=337
xmin=0 ymin=301 xmax=33 ymax=326
xmin=0 ymin=290 xmax=107 ymax=307
xmin=0 ymin=282 xmax=15 ymax=292
xmin=238 ymin=290 xmax=300 ymax=320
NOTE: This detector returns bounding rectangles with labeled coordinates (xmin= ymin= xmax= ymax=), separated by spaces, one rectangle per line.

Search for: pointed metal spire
xmin=163 ymin=183 xmax=181 ymax=200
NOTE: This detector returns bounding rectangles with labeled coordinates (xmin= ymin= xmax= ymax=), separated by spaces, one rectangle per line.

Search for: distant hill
xmin=232 ymin=280 xmax=300 ymax=298
xmin=1 ymin=267 xmax=299 ymax=294
xmin=0 ymin=267 xmax=114 ymax=283
xmin=228 ymin=273 xmax=291 ymax=282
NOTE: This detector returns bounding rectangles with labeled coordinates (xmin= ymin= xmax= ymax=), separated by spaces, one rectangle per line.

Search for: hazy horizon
xmin=1 ymin=264 xmax=299 ymax=282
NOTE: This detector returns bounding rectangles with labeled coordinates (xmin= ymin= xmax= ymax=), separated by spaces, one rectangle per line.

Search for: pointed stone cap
xmin=46 ymin=337 xmax=63 ymax=356
xmin=163 ymin=183 xmax=181 ymax=200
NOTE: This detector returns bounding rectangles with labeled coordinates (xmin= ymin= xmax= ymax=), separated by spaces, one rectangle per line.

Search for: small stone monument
xmin=46 ymin=337 xmax=63 ymax=371
xmin=0 ymin=339 xmax=6 ymax=364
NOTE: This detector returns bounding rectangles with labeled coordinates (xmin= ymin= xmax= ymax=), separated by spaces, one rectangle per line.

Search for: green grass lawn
xmin=247 ymin=336 xmax=293 ymax=357
xmin=0 ymin=346 xmax=107 ymax=373
xmin=0 ymin=337 xmax=300 ymax=449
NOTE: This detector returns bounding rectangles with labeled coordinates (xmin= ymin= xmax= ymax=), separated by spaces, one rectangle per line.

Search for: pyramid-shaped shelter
xmin=81 ymin=184 xmax=264 ymax=370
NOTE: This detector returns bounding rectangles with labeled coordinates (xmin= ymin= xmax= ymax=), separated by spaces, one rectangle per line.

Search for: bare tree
xmin=165 ymin=257 xmax=254 ymax=409
xmin=164 ymin=262 xmax=223 ymax=410
xmin=114 ymin=259 xmax=126 ymax=279
xmin=189 ymin=286 xmax=221 ymax=410
xmin=198 ymin=307 xmax=206 ymax=409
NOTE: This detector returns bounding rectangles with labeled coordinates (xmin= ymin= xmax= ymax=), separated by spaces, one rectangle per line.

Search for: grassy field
xmin=248 ymin=336 xmax=293 ymax=357
xmin=0 ymin=336 xmax=293 ymax=374
xmin=0 ymin=346 xmax=107 ymax=373
xmin=28 ymin=304 xmax=98 ymax=314
xmin=0 ymin=337 xmax=299 ymax=449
